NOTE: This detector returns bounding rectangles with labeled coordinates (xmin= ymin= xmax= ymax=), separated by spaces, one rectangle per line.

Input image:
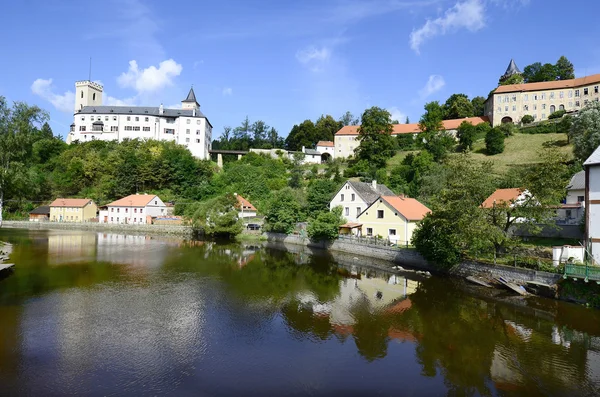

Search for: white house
xmin=316 ymin=141 xmax=334 ymax=162
xmin=101 ymin=194 xmax=167 ymax=224
xmin=557 ymin=170 xmax=585 ymax=225
xmin=329 ymin=180 xmax=395 ymax=223
xmin=66 ymin=81 xmax=213 ymax=160
xmin=300 ymin=147 xmax=322 ymax=164
xmin=584 ymin=147 xmax=600 ymax=264
xmin=235 ymin=194 xmax=257 ymax=218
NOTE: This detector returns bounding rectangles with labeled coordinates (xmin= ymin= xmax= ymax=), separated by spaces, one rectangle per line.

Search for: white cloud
xmin=31 ymin=78 xmax=75 ymax=113
xmin=409 ymin=0 xmax=485 ymax=53
xmin=296 ymin=46 xmax=331 ymax=64
xmin=117 ymin=59 xmax=183 ymax=93
xmin=105 ymin=95 xmax=137 ymax=106
xmin=419 ymin=75 xmax=446 ymax=98
xmin=388 ymin=107 xmax=407 ymax=123
xmin=166 ymin=103 xmax=182 ymax=110
xmin=222 ymin=87 xmax=233 ymax=96
xmin=489 ymin=0 xmax=529 ymax=8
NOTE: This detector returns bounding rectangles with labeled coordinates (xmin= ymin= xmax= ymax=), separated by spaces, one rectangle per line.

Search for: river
xmin=0 ymin=228 xmax=599 ymax=396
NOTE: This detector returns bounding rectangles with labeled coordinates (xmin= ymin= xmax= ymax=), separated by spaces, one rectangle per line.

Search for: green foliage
xmin=423 ymin=132 xmax=455 ymax=162
xmin=548 ymin=109 xmax=566 ymax=119
xmin=419 ymin=101 xmax=454 ymax=161
xmin=419 ymin=101 xmax=444 ymax=134
xmin=522 ymin=56 xmax=574 ymax=83
xmin=212 ymin=116 xmax=284 ymax=151
xmin=285 ymin=115 xmax=343 ymax=151
xmin=263 ymin=188 xmax=303 ymax=234
xmin=190 ymin=193 xmax=243 ymax=238
xmin=555 ymin=56 xmax=575 ymax=80
xmin=485 ymin=128 xmax=505 ymax=155
xmin=388 ymin=150 xmax=435 ymax=198
xmin=519 ymin=121 xmax=560 ymax=134
xmin=397 ymin=134 xmax=418 ymax=151
xmin=457 ymin=121 xmax=477 ymax=151
xmin=569 ymin=101 xmax=600 ymax=162
xmin=306 ymin=179 xmax=339 ymax=214
xmin=521 ymin=114 xmax=534 ymax=125
xmin=355 ymin=107 xmax=397 ymax=168
xmin=339 ymin=111 xmax=359 ymax=126
xmin=499 ymin=73 xmax=524 ymax=86
xmin=471 ymin=96 xmax=486 ymax=117
xmin=412 ymin=214 xmax=462 ymax=269
xmin=307 ymin=206 xmax=345 ymax=241
xmin=443 ymin=94 xmax=474 ymax=119
xmin=288 ymin=153 xmax=305 ymax=189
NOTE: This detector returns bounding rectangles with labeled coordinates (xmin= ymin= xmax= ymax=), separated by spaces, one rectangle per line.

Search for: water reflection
xmin=0 ymin=228 xmax=599 ymax=396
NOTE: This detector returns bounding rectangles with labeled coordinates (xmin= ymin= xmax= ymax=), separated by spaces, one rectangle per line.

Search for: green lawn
xmin=387 ymin=150 xmax=419 ymax=168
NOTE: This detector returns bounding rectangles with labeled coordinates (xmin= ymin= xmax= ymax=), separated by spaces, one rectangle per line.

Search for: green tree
xmin=443 ymin=94 xmax=474 ymax=119
xmin=485 ymin=128 xmax=505 ymax=155
xmin=339 ymin=111 xmax=359 ymax=126
xmin=419 ymin=101 xmax=453 ymax=161
xmin=456 ymin=121 xmax=477 ymax=151
xmin=471 ymin=96 xmax=486 ymax=117
xmin=355 ymin=107 xmax=397 ymax=168
xmin=285 ymin=120 xmax=317 ymax=151
xmin=405 ymin=116 xmax=410 ymax=124
xmin=499 ymin=74 xmax=524 ymax=86
xmin=315 ymin=115 xmax=342 ymax=142
xmin=306 ymin=179 xmax=339 ymax=214
xmin=555 ymin=55 xmax=575 ymax=80
xmin=264 ymin=188 xmax=303 ymax=234
xmin=190 ymin=193 xmax=243 ymax=238
xmin=569 ymin=101 xmax=600 ymax=162
xmin=288 ymin=152 xmax=305 ymax=189
xmin=521 ymin=114 xmax=534 ymax=124
xmin=307 ymin=206 xmax=345 ymax=241
xmin=419 ymin=101 xmax=444 ymax=134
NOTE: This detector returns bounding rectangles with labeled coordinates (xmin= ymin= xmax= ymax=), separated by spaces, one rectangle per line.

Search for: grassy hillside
xmin=386 ymin=132 xmax=573 ymax=174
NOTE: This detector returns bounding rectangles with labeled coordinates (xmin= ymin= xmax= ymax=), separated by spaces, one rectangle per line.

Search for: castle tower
xmin=499 ymin=59 xmax=523 ymax=84
xmin=181 ymin=86 xmax=199 ymax=111
xmin=74 ymin=80 xmax=103 ymax=112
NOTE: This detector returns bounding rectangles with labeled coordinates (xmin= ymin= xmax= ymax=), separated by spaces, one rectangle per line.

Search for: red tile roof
xmin=481 ymin=188 xmax=523 ymax=208
xmin=335 ymin=116 xmax=489 ymax=136
xmin=316 ymin=140 xmax=334 ymax=147
xmin=49 ymin=198 xmax=94 ymax=208
xmin=106 ymin=194 xmax=159 ymax=207
xmin=494 ymin=74 xmax=600 ymax=94
xmin=382 ymin=196 xmax=431 ymax=221
xmin=235 ymin=195 xmax=256 ymax=211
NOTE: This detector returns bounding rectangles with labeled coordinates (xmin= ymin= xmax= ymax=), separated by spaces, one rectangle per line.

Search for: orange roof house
xmin=380 ymin=196 xmax=431 ymax=221
xmin=494 ymin=74 xmax=600 ymax=94
xmin=106 ymin=194 xmax=162 ymax=207
xmin=103 ymin=194 xmax=167 ymax=225
xmin=49 ymin=198 xmax=94 ymax=207
xmin=481 ymin=188 xmax=529 ymax=208
xmin=335 ymin=116 xmax=489 ymax=136
xmin=235 ymin=194 xmax=257 ymax=218
xmin=316 ymin=140 xmax=334 ymax=147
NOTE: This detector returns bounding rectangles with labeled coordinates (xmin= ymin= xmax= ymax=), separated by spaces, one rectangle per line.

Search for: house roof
xmin=304 ymin=148 xmax=321 ymax=155
xmin=106 ymin=194 xmax=159 ymax=207
xmin=339 ymin=222 xmax=363 ymax=229
xmin=29 ymin=205 xmax=50 ymax=215
xmin=481 ymin=188 xmax=523 ymax=208
xmin=584 ymin=145 xmax=600 ymax=166
xmin=335 ymin=116 xmax=489 ymax=136
xmin=346 ymin=181 xmax=395 ymax=204
xmin=50 ymin=198 xmax=94 ymax=208
xmin=494 ymin=74 xmax=600 ymax=94
xmin=182 ymin=87 xmax=198 ymax=103
xmin=381 ymin=196 xmax=431 ymax=221
xmin=235 ymin=195 xmax=257 ymax=211
xmin=316 ymin=141 xmax=334 ymax=147
xmin=567 ymin=170 xmax=585 ymax=190
xmin=78 ymin=105 xmax=208 ymax=120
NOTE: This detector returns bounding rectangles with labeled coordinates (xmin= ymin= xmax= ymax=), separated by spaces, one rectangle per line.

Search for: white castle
xmin=67 ymin=81 xmax=212 ymax=159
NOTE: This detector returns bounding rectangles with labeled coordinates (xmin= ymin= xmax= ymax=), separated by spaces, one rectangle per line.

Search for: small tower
xmin=181 ymin=86 xmax=199 ymax=111
xmin=499 ymin=59 xmax=523 ymax=84
xmin=74 ymin=80 xmax=103 ymax=112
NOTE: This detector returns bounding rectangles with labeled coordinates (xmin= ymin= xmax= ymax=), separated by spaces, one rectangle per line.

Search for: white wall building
xmin=584 ymin=148 xmax=600 ymax=264
xmin=329 ymin=180 xmax=395 ymax=223
xmin=67 ymin=81 xmax=212 ymax=160
xmin=101 ymin=194 xmax=167 ymax=224
xmin=557 ymin=170 xmax=585 ymax=225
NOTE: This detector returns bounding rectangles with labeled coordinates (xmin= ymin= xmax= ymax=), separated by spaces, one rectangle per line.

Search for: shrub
xmin=497 ymin=122 xmax=517 ymax=137
xmin=263 ymin=188 xmax=303 ymax=234
xmin=485 ymin=128 xmax=505 ymax=155
xmin=457 ymin=121 xmax=477 ymax=151
xmin=548 ymin=109 xmax=566 ymax=119
xmin=521 ymin=114 xmax=534 ymax=124
xmin=397 ymin=133 xmax=418 ymax=150
xmin=520 ymin=121 xmax=558 ymax=134
xmin=307 ymin=206 xmax=345 ymax=241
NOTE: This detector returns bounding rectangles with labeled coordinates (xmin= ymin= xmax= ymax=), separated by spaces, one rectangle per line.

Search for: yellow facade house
xmin=357 ymin=196 xmax=430 ymax=245
xmin=49 ymin=198 xmax=98 ymax=222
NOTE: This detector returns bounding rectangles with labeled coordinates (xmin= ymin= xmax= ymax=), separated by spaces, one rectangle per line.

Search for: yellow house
xmin=357 ymin=196 xmax=430 ymax=245
xmin=49 ymin=198 xmax=98 ymax=222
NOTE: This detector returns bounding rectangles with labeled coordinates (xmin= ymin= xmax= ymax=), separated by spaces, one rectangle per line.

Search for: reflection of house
xmin=584 ymin=147 xmax=600 ymax=264
xmin=235 ymin=194 xmax=257 ymax=218
xmin=557 ymin=171 xmax=585 ymax=225
xmin=50 ymin=198 xmax=98 ymax=222
xmin=29 ymin=205 xmax=50 ymax=222
xmin=102 ymin=194 xmax=167 ymax=224
xmin=47 ymin=232 xmax=97 ymax=264
xmin=357 ymin=196 xmax=431 ymax=244
xmin=330 ymin=180 xmax=395 ymax=223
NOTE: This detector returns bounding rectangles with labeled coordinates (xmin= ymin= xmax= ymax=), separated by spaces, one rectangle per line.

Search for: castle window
xmin=596 ymin=86 xmax=599 ymax=94
xmin=113 ymin=116 xmax=117 ymax=121
xmin=523 ymin=105 xmax=528 ymax=111
xmin=569 ymin=91 xmax=573 ymax=98
xmin=584 ymin=88 xmax=589 ymax=96
xmin=505 ymin=106 xmax=508 ymax=112
xmin=559 ymin=105 xmax=565 ymax=111
xmin=575 ymin=90 xmax=580 ymax=97
xmin=93 ymin=93 xmax=96 ymax=100
xmin=512 ymin=105 xmax=516 ymax=111
xmin=550 ymin=105 xmax=555 ymax=113
xmin=550 ymin=92 xmax=555 ymax=99
xmin=186 ymin=129 xmax=190 ymax=134
xmin=105 ymin=116 xmax=108 ymax=121
xmin=186 ymin=138 xmax=190 ymax=143
xmin=143 ymin=127 xmax=150 ymax=131
xmin=133 ymin=126 xmax=140 ymax=131
xmin=111 ymin=126 xmax=118 ymax=132
xmin=79 ymin=126 xmax=86 ymax=131
xmin=90 ymin=116 xmax=94 ymax=121
xmin=542 ymin=104 xmax=546 ymax=110
xmin=523 ymin=94 xmax=528 ymax=101
xmin=127 ymin=116 xmax=131 ymax=121
xmin=145 ymin=117 xmax=149 ymax=122
xmin=196 ymin=130 xmax=200 ymax=135
xmin=197 ymin=120 xmax=201 ymax=125
xmin=576 ymin=101 xmax=580 ymax=107
xmin=541 ymin=93 xmax=546 ymax=100
xmin=81 ymin=91 xmax=83 ymax=98
xmin=534 ymin=104 xmax=537 ymax=110
xmin=187 ymin=119 xmax=191 ymax=124
xmin=196 ymin=139 xmax=200 ymax=143
xmin=560 ymin=91 xmax=564 ymax=98
xmin=135 ymin=117 xmax=139 ymax=121
xmin=512 ymin=95 xmax=516 ymax=102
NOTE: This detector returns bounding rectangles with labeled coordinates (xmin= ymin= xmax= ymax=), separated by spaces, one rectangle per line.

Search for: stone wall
xmin=511 ymin=224 xmax=584 ymax=239
xmin=1 ymin=221 xmax=194 ymax=238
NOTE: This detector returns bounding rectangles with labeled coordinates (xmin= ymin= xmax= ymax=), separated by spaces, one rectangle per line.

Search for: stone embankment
xmin=1 ymin=221 xmax=194 ymax=238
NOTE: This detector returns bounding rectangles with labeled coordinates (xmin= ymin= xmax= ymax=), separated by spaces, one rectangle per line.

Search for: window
xmin=566 ymin=209 xmax=572 ymax=218
xmin=164 ymin=128 xmax=175 ymax=134
xmin=196 ymin=139 xmax=200 ymax=143
xmin=143 ymin=127 xmax=150 ymax=131
xmin=569 ymin=91 xmax=573 ymax=98
xmin=377 ymin=210 xmax=384 ymax=219
xmin=196 ymin=130 xmax=200 ymax=135
xmin=197 ymin=120 xmax=201 ymax=125
xmin=117 ymin=208 xmax=120 ymax=213
xmin=533 ymin=94 xmax=538 ymax=100
xmin=155 ymin=118 xmax=159 ymax=122
xmin=550 ymin=92 xmax=555 ymax=99
xmin=133 ymin=218 xmax=136 ymax=223
xmin=523 ymin=105 xmax=529 ymax=111
xmin=81 ymin=91 xmax=83 ymax=99
xmin=541 ymin=93 xmax=546 ymax=100
xmin=111 ymin=208 xmax=114 ymax=212
xmin=357 ymin=207 xmax=361 ymax=217
xmin=345 ymin=207 xmax=349 ymax=216
xmin=596 ymin=86 xmax=599 ymax=94
xmin=124 ymin=126 xmax=133 ymax=131
xmin=90 ymin=116 xmax=94 ymax=121
xmin=389 ymin=229 xmax=396 ymax=236
xmin=550 ymin=105 xmax=555 ymax=113
xmin=576 ymin=101 xmax=580 ymax=107
xmin=117 ymin=217 xmax=119 ymax=222
xmin=140 ymin=209 xmax=143 ymax=214
xmin=512 ymin=95 xmax=516 ymax=102
xmin=105 ymin=116 xmax=109 ymax=121
xmin=560 ymin=91 xmax=564 ymax=99
xmin=366 ymin=228 xmax=373 ymax=236
xmin=140 ymin=218 xmax=143 ymax=223
xmin=505 ymin=106 xmax=508 ymax=112
xmin=351 ymin=194 xmax=355 ymax=201
xmin=542 ymin=113 xmax=546 ymax=119
xmin=93 ymin=93 xmax=96 ymax=101
xmin=578 ymin=196 xmax=585 ymax=202
xmin=79 ymin=126 xmax=86 ymax=131
xmin=125 ymin=208 xmax=128 ymax=213
xmin=135 ymin=117 xmax=139 ymax=121
xmin=496 ymin=106 xmax=501 ymax=112
xmin=127 ymin=116 xmax=131 ymax=121
xmin=523 ymin=94 xmax=528 ymax=101
xmin=559 ymin=104 xmax=565 ymax=111
xmin=341 ymin=194 xmax=344 ymax=201
xmin=113 ymin=116 xmax=117 ymax=121
xmin=542 ymin=104 xmax=546 ymax=110
xmin=154 ymin=201 xmax=157 ymax=205
xmin=504 ymin=95 xmax=509 ymax=102
xmin=111 ymin=126 xmax=118 ymax=132
xmin=186 ymin=138 xmax=190 ymax=143
xmin=345 ymin=185 xmax=349 ymax=190
xmin=575 ymin=90 xmax=580 ymax=97
xmin=187 ymin=119 xmax=191 ymax=124
xmin=512 ymin=105 xmax=516 ymax=111
xmin=186 ymin=129 xmax=190 ymax=134
xmin=533 ymin=104 xmax=537 ymax=110
xmin=584 ymin=88 xmax=589 ymax=96
xmin=145 ymin=117 xmax=149 ymax=122
xmin=111 ymin=217 xmax=113 ymax=222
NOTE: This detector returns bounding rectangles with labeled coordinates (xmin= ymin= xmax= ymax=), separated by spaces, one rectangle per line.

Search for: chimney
xmin=192 ymin=109 xmax=196 ymax=117
xmin=159 ymin=104 xmax=164 ymax=115
xmin=372 ymin=180 xmax=377 ymax=190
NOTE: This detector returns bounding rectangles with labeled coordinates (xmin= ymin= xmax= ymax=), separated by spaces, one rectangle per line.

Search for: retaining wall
xmin=1 ymin=221 xmax=194 ymax=238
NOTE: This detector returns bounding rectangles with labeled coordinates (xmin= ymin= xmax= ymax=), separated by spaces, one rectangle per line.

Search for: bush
xmin=397 ymin=134 xmax=418 ymax=151
xmin=521 ymin=114 xmax=534 ymax=124
xmin=412 ymin=214 xmax=461 ymax=269
xmin=263 ymin=188 xmax=303 ymax=234
xmin=485 ymin=128 xmax=505 ymax=155
xmin=548 ymin=109 xmax=566 ymax=119
xmin=520 ymin=121 xmax=558 ymax=134
xmin=307 ymin=206 xmax=345 ymax=241
xmin=497 ymin=122 xmax=517 ymax=137
xmin=457 ymin=121 xmax=477 ymax=151
xmin=190 ymin=193 xmax=243 ymax=239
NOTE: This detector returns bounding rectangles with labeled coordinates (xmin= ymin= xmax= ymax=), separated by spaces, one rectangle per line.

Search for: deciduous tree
xmin=355 ymin=107 xmax=397 ymax=168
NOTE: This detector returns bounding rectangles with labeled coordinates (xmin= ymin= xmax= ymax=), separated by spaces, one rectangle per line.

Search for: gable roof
xmin=316 ymin=141 xmax=334 ymax=147
xmin=481 ymin=188 xmax=524 ymax=208
xmin=106 ymin=194 xmax=159 ymax=207
xmin=494 ymin=74 xmax=600 ymax=94
xmin=29 ymin=205 xmax=50 ymax=215
xmin=50 ymin=198 xmax=94 ymax=208
xmin=584 ymin=145 xmax=600 ymax=166
xmin=182 ymin=87 xmax=198 ymax=103
xmin=335 ymin=116 xmax=489 ymax=136
xmin=79 ymin=105 xmax=208 ymax=120
xmin=381 ymin=196 xmax=431 ymax=221
xmin=567 ymin=170 xmax=585 ymax=190
xmin=235 ymin=195 xmax=257 ymax=211
xmin=345 ymin=181 xmax=395 ymax=204
xmin=304 ymin=148 xmax=321 ymax=155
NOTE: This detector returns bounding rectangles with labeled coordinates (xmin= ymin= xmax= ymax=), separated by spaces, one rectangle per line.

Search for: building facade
xmin=584 ymin=147 xmax=600 ymax=265
xmin=486 ymin=74 xmax=600 ymax=126
xmin=67 ymin=81 xmax=212 ymax=159
xmin=329 ymin=180 xmax=395 ymax=223
xmin=102 ymin=194 xmax=167 ymax=224
xmin=49 ymin=198 xmax=98 ymax=222
xmin=557 ymin=170 xmax=585 ymax=225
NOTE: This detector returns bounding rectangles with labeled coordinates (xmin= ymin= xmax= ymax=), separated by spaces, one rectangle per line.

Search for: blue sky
xmin=2 ymin=0 xmax=600 ymax=139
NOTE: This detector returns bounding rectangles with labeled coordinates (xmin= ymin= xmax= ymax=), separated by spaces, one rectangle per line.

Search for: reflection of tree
xmin=351 ymin=300 xmax=390 ymax=362
xmin=281 ymin=301 xmax=333 ymax=342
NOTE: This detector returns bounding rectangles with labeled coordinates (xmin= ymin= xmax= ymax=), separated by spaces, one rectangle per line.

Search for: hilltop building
xmin=67 ymin=81 xmax=213 ymax=159
xmin=499 ymin=59 xmax=523 ymax=84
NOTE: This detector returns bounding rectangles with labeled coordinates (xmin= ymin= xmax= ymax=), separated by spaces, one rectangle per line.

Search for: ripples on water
xmin=0 ymin=228 xmax=599 ymax=396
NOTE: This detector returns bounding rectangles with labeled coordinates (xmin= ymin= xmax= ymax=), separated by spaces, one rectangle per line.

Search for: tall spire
xmin=182 ymin=86 xmax=198 ymax=104
xmin=504 ymin=59 xmax=522 ymax=77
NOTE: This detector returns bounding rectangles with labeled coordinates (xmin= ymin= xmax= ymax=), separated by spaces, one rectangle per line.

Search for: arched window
xmin=559 ymin=104 xmax=565 ymax=111
xmin=550 ymin=105 xmax=556 ymax=113
xmin=93 ymin=93 xmax=96 ymax=101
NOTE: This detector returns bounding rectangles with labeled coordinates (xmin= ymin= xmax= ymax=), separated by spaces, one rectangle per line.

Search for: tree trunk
xmin=0 ymin=189 xmax=3 ymax=228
